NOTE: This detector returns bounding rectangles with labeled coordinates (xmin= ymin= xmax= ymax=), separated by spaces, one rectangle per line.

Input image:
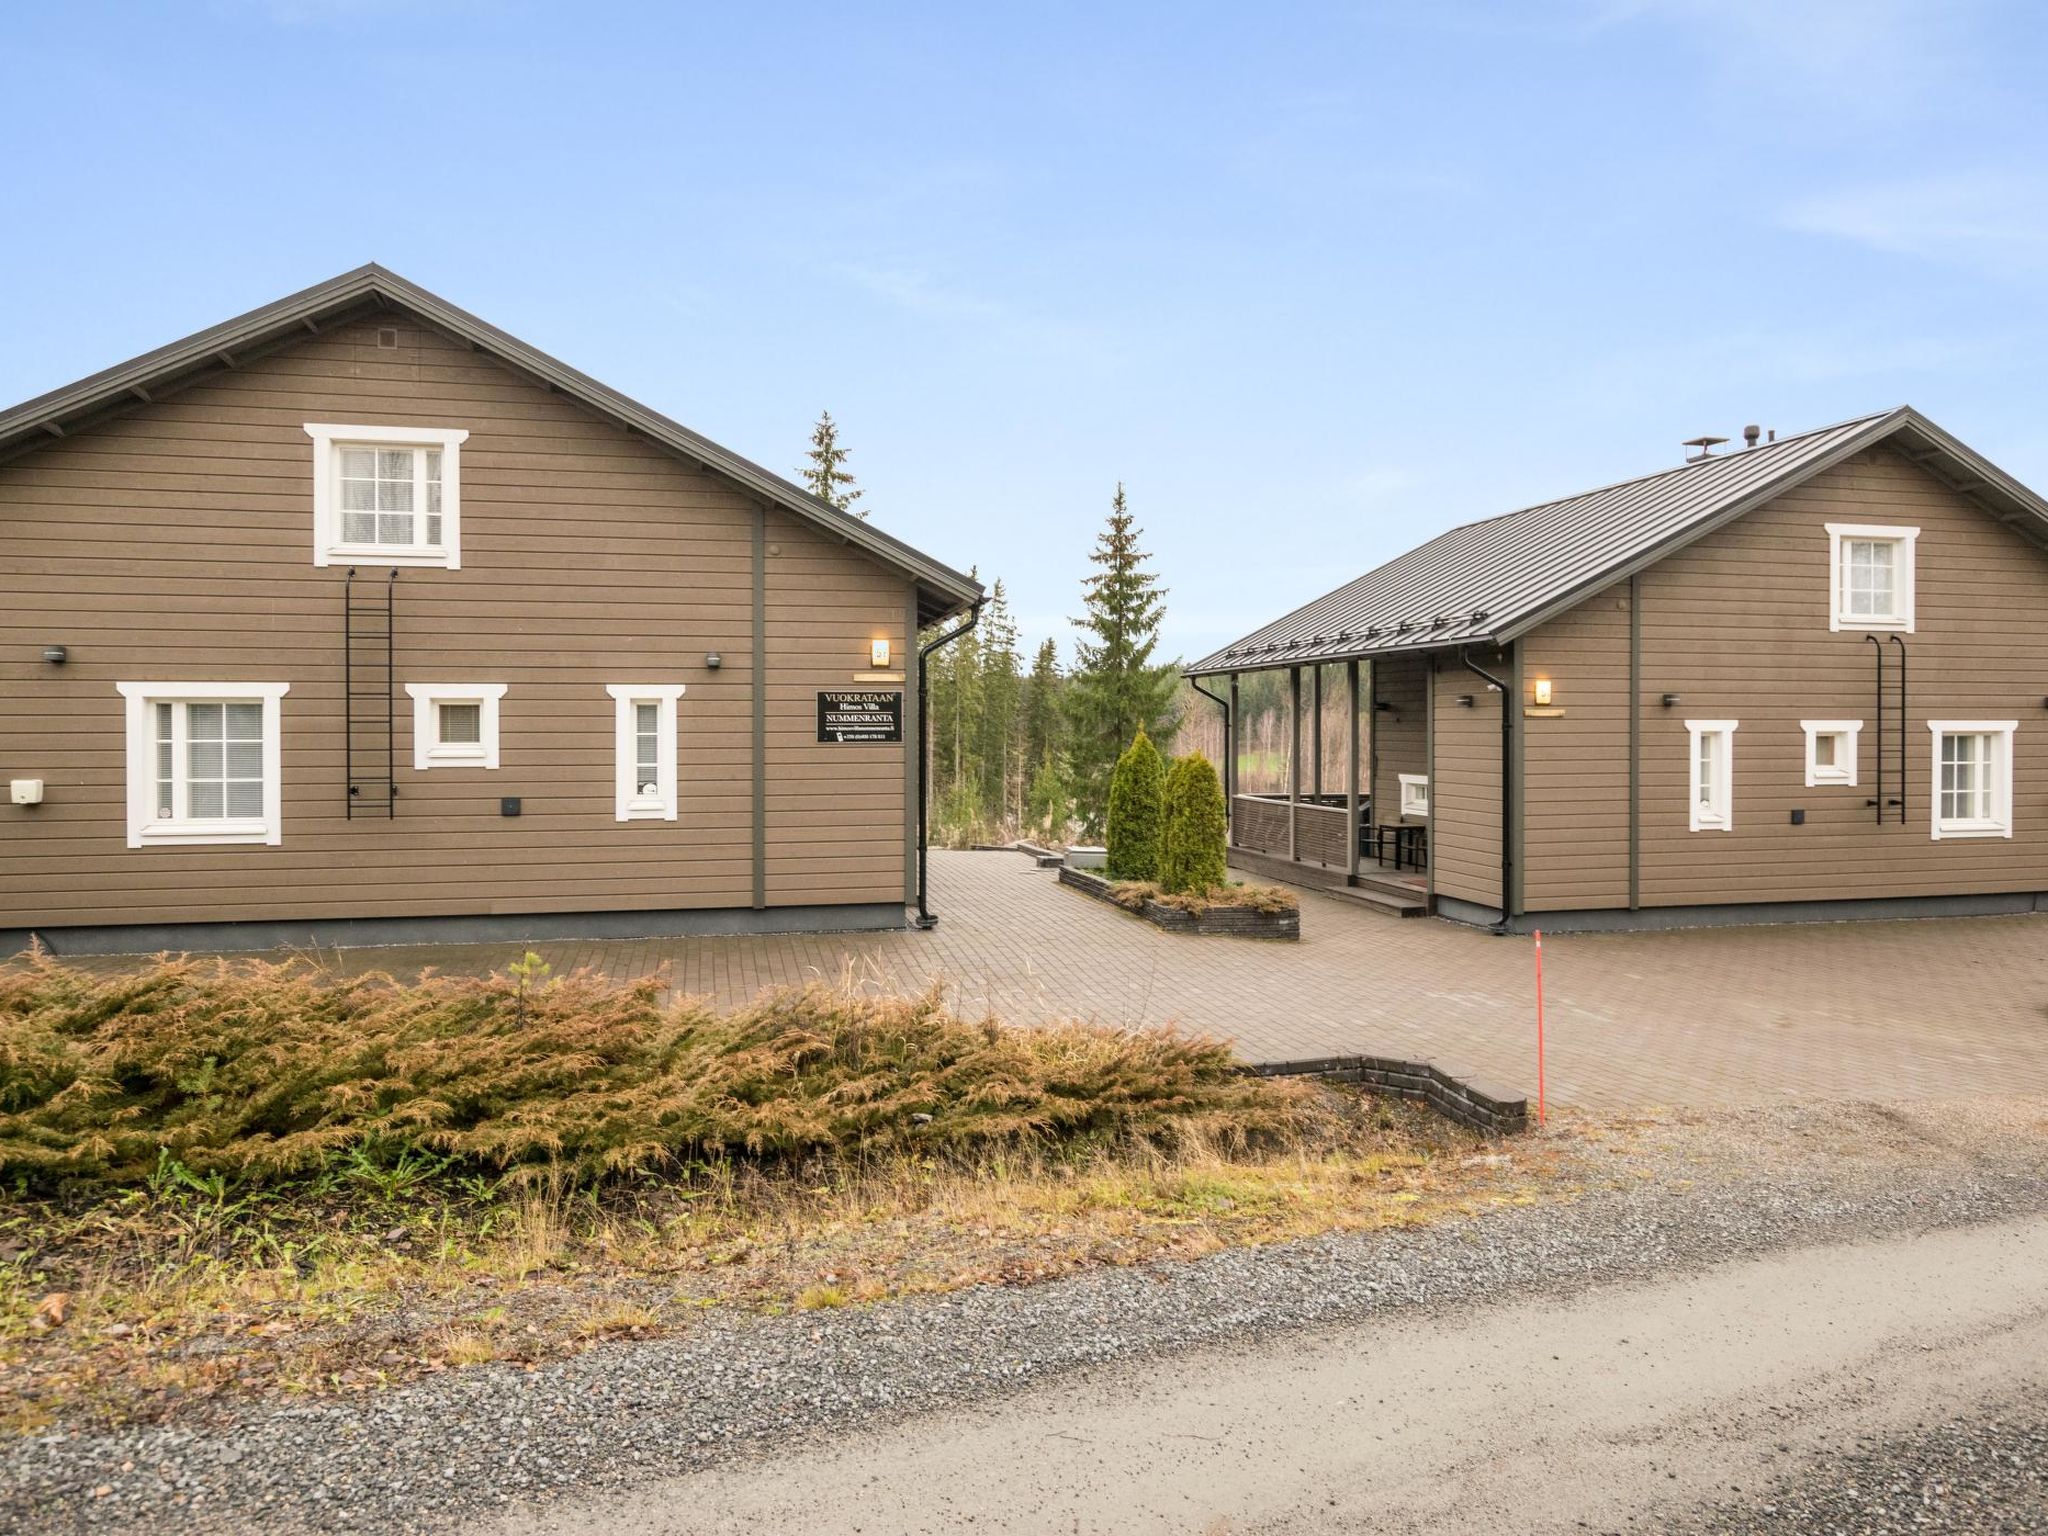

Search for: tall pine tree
xmin=975 ymin=581 xmax=1022 ymax=826
xmin=1065 ymin=484 xmax=1177 ymax=837
xmin=800 ymin=411 xmax=865 ymax=518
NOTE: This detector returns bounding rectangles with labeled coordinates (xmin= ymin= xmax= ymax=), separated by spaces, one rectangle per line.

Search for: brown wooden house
xmin=1188 ymin=410 xmax=2048 ymax=930
xmin=0 ymin=266 xmax=981 ymax=954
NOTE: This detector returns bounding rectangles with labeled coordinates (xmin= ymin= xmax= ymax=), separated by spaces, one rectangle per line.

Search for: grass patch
xmin=0 ymin=951 xmax=1558 ymax=1434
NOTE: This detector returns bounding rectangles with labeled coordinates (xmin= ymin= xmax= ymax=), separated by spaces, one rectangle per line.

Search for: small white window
xmin=115 ymin=682 xmax=288 ymax=847
xmin=1685 ymin=720 xmax=1736 ymax=832
xmin=1398 ymin=773 xmax=1429 ymax=818
xmin=306 ymin=423 xmax=468 ymax=568
xmin=1929 ymin=721 xmax=2016 ymax=839
xmin=405 ymin=683 xmax=507 ymax=770
xmin=1826 ymin=523 xmax=1917 ymax=632
xmin=606 ymin=685 xmax=685 ymax=821
xmin=1800 ymin=720 xmax=1862 ymax=787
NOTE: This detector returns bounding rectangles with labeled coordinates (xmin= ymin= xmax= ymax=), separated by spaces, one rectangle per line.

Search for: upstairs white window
xmin=405 ymin=683 xmax=507 ymax=770
xmin=1826 ymin=523 xmax=1917 ymax=632
xmin=306 ymin=423 xmax=468 ymax=568
xmin=1929 ymin=721 xmax=2015 ymax=840
xmin=115 ymin=682 xmax=288 ymax=848
xmin=606 ymin=685 xmax=685 ymax=821
xmin=1398 ymin=773 xmax=1429 ymax=818
xmin=1801 ymin=720 xmax=1862 ymax=787
xmin=1686 ymin=720 xmax=1736 ymax=832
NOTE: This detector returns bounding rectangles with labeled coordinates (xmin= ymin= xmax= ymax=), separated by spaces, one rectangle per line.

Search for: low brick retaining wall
xmin=1056 ymin=865 xmax=1301 ymax=939
xmin=1254 ymin=1055 xmax=1528 ymax=1136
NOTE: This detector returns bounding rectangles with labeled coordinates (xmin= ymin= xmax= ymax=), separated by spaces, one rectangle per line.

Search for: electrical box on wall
xmin=11 ymin=779 xmax=45 ymax=806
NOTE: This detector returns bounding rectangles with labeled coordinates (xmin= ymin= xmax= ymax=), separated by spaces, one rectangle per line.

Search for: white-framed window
xmin=1800 ymin=719 xmax=1862 ymax=787
xmin=1825 ymin=522 xmax=1917 ymax=633
xmin=1685 ymin=720 xmax=1736 ymax=832
xmin=114 ymin=682 xmax=288 ymax=848
xmin=1398 ymin=773 xmax=1429 ymax=818
xmin=606 ymin=685 xmax=685 ymax=821
xmin=404 ymin=683 xmax=507 ymax=770
xmin=1928 ymin=721 xmax=2016 ymax=840
xmin=305 ymin=423 xmax=468 ymax=568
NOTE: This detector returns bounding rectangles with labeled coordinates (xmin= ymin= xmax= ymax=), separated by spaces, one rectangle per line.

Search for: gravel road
xmin=7 ymin=1098 xmax=2047 ymax=1535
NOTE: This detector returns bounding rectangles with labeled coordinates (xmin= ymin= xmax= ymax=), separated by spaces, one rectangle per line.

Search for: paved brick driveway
xmin=264 ymin=850 xmax=2048 ymax=1112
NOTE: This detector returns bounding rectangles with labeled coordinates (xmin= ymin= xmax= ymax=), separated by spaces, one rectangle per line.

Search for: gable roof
xmin=1187 ymin=406 xmax=2048 ymax=675
xmin=0 ymin=264 xmax=983 ymax=625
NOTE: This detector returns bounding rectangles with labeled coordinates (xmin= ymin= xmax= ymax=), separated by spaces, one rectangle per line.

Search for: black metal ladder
xmin=345 ymin=567 xmax=398 ymax=817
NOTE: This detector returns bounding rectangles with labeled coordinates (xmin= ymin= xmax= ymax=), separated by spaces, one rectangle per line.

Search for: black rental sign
xmin=816 ymin=689 xmax=903 ymax=743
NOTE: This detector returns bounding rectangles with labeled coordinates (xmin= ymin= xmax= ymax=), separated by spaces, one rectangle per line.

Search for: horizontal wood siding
xmin=763 ymin=505 xmax=911 ymax=904
xmin=0 ymin=313 xmax=913 ymax=931
xmin=1429 ymin=650 xmax=1503 ymax=909
xmin=1629 ymin=445 xmax=2048 ymax=907
xmin=1520 ymin=584 xmax=1632 ymax=910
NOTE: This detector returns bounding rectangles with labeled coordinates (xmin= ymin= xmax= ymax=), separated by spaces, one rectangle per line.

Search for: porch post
xmin=1345 ymin=658 xmax=1360 ymax=883
xmin=1287 ymin=665 xmax=1301 ymax=861
xmin=1311 ymin=665 xmax=1323 ymax=800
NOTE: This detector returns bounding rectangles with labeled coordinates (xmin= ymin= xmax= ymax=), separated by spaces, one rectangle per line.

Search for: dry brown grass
xmin=0 ymin=951 xmax=1568 ymax=1436
xmin=1106 ymin=880 xmax=1299 ymax=915
xmin=0 ymin=1090 xmax=1566 ymax=1434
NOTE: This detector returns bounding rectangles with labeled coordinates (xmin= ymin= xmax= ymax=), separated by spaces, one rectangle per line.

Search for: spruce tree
xmin=800 ymin=410 xmax=865 ymax=517
xmin=1106 ymin=728 xmax=1165 ymax=881
xmin=1066 ymin=484 xmax=1177 ymax=837
xmin=1022 ymin=638 xmax=1063 ymax=774
xmin=975 ymin=582 xmax=1022 ymax=827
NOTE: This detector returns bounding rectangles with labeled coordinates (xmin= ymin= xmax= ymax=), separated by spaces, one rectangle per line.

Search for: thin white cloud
xmin=1785 ymin=171 xmax=2048 ymax=278
xmin=1581 ymin=0 xmax=1984 ymax=116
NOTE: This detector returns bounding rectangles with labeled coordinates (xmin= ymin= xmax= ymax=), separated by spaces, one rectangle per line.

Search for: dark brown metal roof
xmin=0 ymin=263 xmax=983 ymax=624
xmin=1188 ymin=407 xmax=2048 ymax=675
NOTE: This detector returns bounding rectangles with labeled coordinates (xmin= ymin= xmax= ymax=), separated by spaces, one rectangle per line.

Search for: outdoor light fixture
xmin=1533 ymin=678 xmax=1553 ymax=706
xmin=704 ymin=651 xmax=722 ymax=671
xmin=41 ymin=645 xmax=66 ymax=665
xmin=871 ymin=637 xmax=891 ymax=668
xmin=1662 ymin=693 xmax=1681 ymax=708
xmin=1455 ymin=694 xmax=1475 ymax=708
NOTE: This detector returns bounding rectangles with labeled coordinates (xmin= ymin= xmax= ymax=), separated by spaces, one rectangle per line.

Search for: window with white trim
xmin=1685 ymin=720 xmax=1736 ymax=831
xmin=1800 ymin=719 xmax=1861 ymax=787
xmin=115 ymin=683 xmax=288 ymax=847
xmin=305 ymin=423 xmax=468 ymax=568
xmin=1398 ymin=773 xmax=1429 ymax=818
xmin=404 ymin=684 xmax=506 ymax=770
xmin=606 ymin=685 xmax=685 ymax=820
xmin=1929 ymin=721 xmax=2016 ymax=839
xmin=1825 ymin=522 xmax=1917 ymax=632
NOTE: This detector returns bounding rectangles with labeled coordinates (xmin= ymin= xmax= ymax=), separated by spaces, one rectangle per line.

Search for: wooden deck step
xmin=1326 ymin=882 xmax=1428 ymax=919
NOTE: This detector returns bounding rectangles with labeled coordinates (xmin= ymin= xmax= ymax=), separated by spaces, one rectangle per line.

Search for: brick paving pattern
xmin=66 ymin=851 xmax=2048 ymax=1111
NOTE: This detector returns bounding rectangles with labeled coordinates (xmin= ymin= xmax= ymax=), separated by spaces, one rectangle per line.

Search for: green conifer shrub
xmin=1105 ymin=727 xmax=1165 ymax=880
xmin=1160 ymin=751 xmax=1228 ymax=894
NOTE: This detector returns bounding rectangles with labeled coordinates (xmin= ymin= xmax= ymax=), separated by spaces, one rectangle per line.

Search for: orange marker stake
xmin=1533 ymin=929 xmax=1547 ymax=1127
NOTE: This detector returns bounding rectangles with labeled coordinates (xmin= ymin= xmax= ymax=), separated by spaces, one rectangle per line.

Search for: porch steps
xmin=1329 ymin=881 xmax=1428 ymax=919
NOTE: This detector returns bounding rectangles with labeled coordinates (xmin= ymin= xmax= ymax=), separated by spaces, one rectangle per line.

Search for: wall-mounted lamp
xmin=41 ymin=645 xmax=67 ymax=665
xmin=870 ymin=637 xmax=892 ymax=668
xmin=1455 ymin=694 xmax=1475 ymax=708
xmin=1532 ymin=678 xmax=1553 ymax=706
xmin=1661 ymin=693 xmax=1681 ymax=708
xmin=704 ymin=651 xmax=722 ymax=671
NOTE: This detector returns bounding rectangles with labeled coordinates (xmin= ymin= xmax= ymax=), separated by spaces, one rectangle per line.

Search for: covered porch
xmin=1190 ymin=651 xmax=1434 ymax=918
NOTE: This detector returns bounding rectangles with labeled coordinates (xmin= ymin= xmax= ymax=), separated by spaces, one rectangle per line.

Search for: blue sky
xmin=6 ymin=1 xmax=2046 ymax=662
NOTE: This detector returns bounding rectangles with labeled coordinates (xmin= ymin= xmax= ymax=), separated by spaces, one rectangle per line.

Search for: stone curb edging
xmin=1252 ymin=1054 xmax=1529 ymax=1136
xmin=1056 ymin=864 xmax=1301 ymax=940
xmin=973 ymin=841 xmax=1066 ymax=868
